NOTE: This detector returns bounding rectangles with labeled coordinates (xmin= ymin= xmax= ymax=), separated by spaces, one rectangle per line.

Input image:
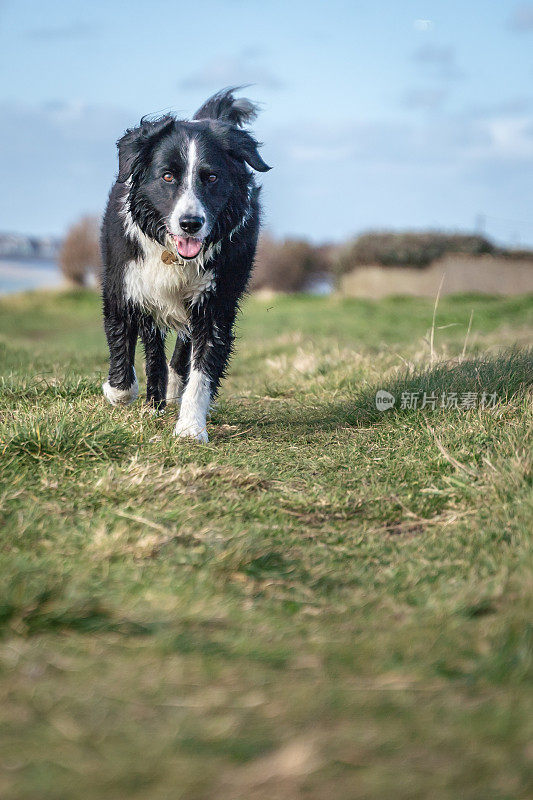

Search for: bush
xmin=334 ymin=231 xmax=496 ymax=275
xmin=59 ymin=216 xmax=102 ymax=287
xmin=501 ymin=248 xmax=533 ymax=261
xmin=250 ymin=235 xmax=333 ymax=292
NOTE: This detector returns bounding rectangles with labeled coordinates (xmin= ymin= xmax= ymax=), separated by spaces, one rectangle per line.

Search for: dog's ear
xmin=227 ymin=127 xmax=271 ymax=172
xmin=193 ymin=87 xmax=259 ymax=128
xmin=211 ymin=124 xmax=270 ymax=172
xmin=195 ymin=88 xmax=271 ymax=172
xmin=116 ymin=116 xmax=174 ymax=182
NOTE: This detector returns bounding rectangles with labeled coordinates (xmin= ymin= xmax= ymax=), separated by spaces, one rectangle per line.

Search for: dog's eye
xmin=162 ymin=172 xmax=174 ymax=183
xmin=206 ymin=174 xmax=218 ymax=183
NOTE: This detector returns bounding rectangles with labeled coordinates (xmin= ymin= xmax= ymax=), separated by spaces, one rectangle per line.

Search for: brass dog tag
xmin=161 ymin=249 xmax=177 ymax=265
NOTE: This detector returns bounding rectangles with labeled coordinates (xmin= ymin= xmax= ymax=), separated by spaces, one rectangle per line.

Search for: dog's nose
xmin=179 ymin=215 xmax=205 ymax=235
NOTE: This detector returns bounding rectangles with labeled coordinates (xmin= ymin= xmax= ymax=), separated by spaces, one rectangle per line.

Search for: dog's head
xmin=117 ymin=88 xmax=271 ymax=259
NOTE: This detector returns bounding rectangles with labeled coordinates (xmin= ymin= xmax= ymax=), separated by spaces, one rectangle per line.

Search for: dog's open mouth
xmin=169 ymin=234 xmax=203 ymax=260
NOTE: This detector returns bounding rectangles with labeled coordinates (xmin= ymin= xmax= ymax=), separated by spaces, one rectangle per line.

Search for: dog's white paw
xmin=103 ymin=372 xmax=139 ymax=406
xmin=172 ymin=366 xmax=211 ymax=443
xmin=173 ymin=418 xmax=208 ymax=443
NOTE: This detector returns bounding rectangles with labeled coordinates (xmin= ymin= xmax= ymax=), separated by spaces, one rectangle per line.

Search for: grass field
xmin=0 ymin=289 xmax=532 ymax=800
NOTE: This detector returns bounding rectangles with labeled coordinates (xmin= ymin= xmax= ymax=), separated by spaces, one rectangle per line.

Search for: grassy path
xmin=0 ymin=290 xmax=532 ymax=799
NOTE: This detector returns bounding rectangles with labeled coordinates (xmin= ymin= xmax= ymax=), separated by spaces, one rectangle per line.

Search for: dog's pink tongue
xmin=176 ymin=237 xmax=202 ymax=259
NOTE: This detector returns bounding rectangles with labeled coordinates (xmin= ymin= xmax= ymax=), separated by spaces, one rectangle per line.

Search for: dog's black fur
xmin=101 ymin=88 xmax=270 ymax=441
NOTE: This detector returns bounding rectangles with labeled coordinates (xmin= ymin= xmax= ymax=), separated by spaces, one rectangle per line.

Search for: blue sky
xmin=1 ymin=0 xmax=533 ymax=246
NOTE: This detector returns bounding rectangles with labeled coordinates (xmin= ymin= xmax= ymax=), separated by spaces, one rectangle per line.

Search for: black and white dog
xmin=101 ymin=89 xmax=270 ymax=442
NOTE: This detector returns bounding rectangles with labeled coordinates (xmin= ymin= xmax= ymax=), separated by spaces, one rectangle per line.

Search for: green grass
xmin=0 ymin=288 xmax=532 ymax=800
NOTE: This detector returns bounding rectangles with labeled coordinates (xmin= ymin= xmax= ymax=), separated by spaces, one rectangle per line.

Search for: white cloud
xmin=403 ymin=87 xmax=449 ymax=110
xmin=27 ymin=22 xmax=98 ymax=40
xmin=414 ymin=19 xmax=434 ymax=32
xmin=412 ymin=44 xmax=464 ymax=81
xmin=484 ymin=116 xmax=533 ymax=158
xmin=288 ymin=144 xmax=354 ymax=162
xmin=508 ymin=4 xmax=533 ymax=31
xmin=179 ymin=52 xmax=282 ymax=91
xmin=0 ymin=101 xmax=133 ymax=234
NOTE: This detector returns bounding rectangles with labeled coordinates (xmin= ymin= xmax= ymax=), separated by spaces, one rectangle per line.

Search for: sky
xmin=1 ymin=0 xmax=533 ymax=246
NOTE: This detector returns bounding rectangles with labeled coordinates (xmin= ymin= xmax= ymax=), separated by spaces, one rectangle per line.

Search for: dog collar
xmin=161 ymin=249 xmax=178 ymax=265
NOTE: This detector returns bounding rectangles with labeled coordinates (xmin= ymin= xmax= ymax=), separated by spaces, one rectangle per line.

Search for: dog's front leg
xmin=167 ymin=336 xmax=191 ymax=405
xmin=173 ymin=308 xmax=234 ymax=443
xmin=139 ymin=317 xmax=167 ymax=411
xmin=102 ymin=308 xmax=139 ymax=406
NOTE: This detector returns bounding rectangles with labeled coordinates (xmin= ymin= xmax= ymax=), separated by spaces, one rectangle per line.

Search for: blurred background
xmin=1 ymin=0 xmax=533 ymax=296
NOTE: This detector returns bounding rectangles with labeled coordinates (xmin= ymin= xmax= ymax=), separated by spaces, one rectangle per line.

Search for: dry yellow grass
xmin=341 ymin=254 xmax=533 ymax=298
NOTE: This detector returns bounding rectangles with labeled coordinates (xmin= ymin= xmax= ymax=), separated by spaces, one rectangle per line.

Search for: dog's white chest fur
xmin=124 ymin=254 xmax=213 ymax=329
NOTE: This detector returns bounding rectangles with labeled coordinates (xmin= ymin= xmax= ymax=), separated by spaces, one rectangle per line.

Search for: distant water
xmin=303 ymin=273 xmax=335 ymax=296
xmin=0 ymin=258 xmax=336 ymax=297
xmin=0 ymin=258 xmax=62 ymax=294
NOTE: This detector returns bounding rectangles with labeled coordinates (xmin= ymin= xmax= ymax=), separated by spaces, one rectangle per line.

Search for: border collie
xmin=101 ymin=89 xmax=270 ymax=442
